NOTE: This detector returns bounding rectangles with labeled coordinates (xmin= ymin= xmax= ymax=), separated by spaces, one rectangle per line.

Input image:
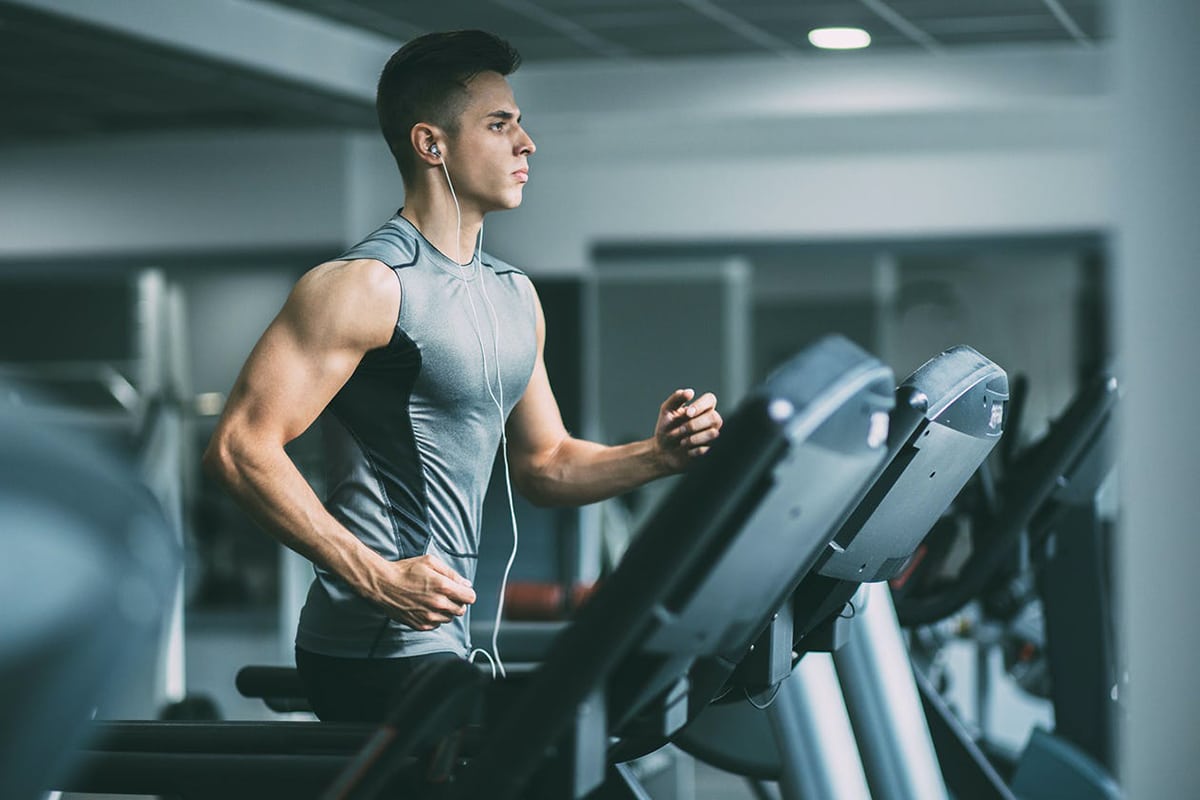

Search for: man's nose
xmin=518 ymin=129 xmax=535 ymax=156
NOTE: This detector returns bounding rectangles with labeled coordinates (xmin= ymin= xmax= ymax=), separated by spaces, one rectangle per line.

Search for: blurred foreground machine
xmin=0 ymin=397 xmax=179 ymax=800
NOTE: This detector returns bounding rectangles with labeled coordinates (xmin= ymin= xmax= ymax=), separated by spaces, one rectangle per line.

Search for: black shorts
xmin=294 ymin=646 xmax=462 ymax=722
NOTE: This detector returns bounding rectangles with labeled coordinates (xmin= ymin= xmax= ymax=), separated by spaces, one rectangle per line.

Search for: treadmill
xmin=674 ymin=344 xmax=1009 ymax=800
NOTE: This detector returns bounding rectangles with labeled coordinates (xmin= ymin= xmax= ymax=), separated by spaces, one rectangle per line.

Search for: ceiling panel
xmin=0 ymin=2 xmax=374 ymax=143
xmin=707 ymin=2 xmax=919 ymax=51
xmin=887 ymin=0 xmax=1106 ymax=41
xmin=265 ymin=0 xmax=1106 ymax=59
xmin=0 ymin=0 xmax=1107 ymax=143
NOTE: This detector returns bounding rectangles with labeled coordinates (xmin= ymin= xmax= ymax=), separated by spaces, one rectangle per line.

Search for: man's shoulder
xmin=289 ymin=259 xmax=399 ymax=349
xmin=337 ymin=215 xmax=421 ymax=268
xmin=299 ymin=259 xmax=399 ymax=303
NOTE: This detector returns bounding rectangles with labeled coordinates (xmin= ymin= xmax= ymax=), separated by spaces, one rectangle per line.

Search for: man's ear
xmin=411 ymin=123 xmax=445 ymax=165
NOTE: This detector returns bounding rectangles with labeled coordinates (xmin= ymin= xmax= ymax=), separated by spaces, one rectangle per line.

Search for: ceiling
xmin=0 ymin=3 xmax=376 ymax=141
xmin=0 ymin=0 xmax=1107 ymax=143
xmin=268 ymin=0 xmax=1106 ymax=59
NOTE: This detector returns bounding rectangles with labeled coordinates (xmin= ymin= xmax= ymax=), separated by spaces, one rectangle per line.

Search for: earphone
xmin=435 ymin=146 xmax=520 ymax=680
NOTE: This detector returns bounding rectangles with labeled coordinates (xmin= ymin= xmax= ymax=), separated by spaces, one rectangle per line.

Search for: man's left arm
xmin=505 ymin=290 xmax=722 ymax=507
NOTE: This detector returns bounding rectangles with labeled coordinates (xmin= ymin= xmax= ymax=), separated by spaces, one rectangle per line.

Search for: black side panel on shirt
xmin=327 ymin=328 xmax=431 ymax=559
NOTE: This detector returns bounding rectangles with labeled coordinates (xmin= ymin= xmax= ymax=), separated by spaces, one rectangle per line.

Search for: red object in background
xmin=503 ymin=581 xmax=603 ymax=620
xmin=503 ymin=582 xmax=565 ymax=621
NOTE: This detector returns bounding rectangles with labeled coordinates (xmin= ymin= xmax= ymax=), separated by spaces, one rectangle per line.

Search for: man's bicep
xmin=222 ymin=311 xmax=362 ymax=447
xmin=219 ymin=261 xmax=398 ymax=447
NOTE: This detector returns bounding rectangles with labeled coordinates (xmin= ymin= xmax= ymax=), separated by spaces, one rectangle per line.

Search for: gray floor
xmin=631 ymin=744 xmax=769 ymax=800
xmin=694 ymin=761 xmax=768 ymax=800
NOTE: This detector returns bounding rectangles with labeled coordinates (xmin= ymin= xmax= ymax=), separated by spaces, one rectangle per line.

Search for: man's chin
xmin=488 ymin=194 xmax=524 ymax=213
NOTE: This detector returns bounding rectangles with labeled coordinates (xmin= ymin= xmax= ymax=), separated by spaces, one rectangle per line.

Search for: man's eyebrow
xmin=486 ymin=110 xmax=521 ymax=122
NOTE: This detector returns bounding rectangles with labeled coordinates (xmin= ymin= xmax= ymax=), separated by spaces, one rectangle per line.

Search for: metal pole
xmin=835 ymin=582 xmax=948 ymax=800
xmin=768 ymin=652 xmax=872 ymax=800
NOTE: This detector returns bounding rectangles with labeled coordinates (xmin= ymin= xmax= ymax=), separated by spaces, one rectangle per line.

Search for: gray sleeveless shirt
xmin=296 ymin=213 xmax=537 ymax=659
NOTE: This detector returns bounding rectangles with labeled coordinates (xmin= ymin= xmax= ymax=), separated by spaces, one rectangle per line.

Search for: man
xmin=203 ymin=30 xmax=722 ymax=722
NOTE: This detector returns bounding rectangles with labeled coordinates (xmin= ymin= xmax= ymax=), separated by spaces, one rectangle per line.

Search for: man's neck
xmin=401 ymin=189 xmax=484 ymax=266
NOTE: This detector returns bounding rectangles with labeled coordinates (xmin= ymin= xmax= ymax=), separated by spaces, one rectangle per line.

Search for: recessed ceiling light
xmin=808 ymin=27 xmax=872 ymax=50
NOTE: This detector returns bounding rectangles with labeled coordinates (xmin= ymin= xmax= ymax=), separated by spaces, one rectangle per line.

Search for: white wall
xmin=0 ymin=131 xmax=353 ymax=259
xmin=488 ymin=146 xmax=1108 ymax=272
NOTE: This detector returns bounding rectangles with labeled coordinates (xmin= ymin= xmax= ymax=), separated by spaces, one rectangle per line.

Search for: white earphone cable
xmin=440 ymin=157 xmax=519 ymax=680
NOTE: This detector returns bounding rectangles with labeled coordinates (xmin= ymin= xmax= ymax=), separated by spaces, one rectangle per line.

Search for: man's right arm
xmin=201 ymin=259 xmax=475 ymax=631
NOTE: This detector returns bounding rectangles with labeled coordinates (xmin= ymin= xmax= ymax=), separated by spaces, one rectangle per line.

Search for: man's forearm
xmin=203 ymin=440 xmax=384 ymax=601
xmin=518 ymin=436 xmax=674 ymax=507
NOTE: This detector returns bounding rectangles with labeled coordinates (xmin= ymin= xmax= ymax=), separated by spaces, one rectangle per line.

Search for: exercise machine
xmin=673 ymin=344 xmax=1009 ymax=800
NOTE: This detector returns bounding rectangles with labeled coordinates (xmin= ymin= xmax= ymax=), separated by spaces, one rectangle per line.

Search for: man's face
xmin=442 ymin=71 xmax=535 ymax=214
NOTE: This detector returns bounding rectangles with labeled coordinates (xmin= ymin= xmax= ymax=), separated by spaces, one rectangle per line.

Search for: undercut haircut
xmin=377 ymin=30 xmax=522 ymax=185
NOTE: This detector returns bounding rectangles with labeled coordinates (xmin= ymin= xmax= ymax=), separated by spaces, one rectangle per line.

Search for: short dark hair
xmin=377 ymin=30 xmax=522 ymax=184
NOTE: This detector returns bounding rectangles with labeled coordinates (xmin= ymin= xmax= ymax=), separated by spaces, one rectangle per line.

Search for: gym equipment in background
xmin=896 ymin=369 xmax=1122 ymax=800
